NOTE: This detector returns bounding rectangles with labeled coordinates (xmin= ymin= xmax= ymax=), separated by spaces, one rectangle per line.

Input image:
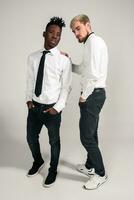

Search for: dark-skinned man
xmin=26 ymin=17 xmax=72 ymax=187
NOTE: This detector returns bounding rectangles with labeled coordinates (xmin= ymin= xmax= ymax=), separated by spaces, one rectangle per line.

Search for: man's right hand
xmin=26 ymin=101 xmax=35 ymax=109
xmin=60 ymin=51 xmax=69 ymax=57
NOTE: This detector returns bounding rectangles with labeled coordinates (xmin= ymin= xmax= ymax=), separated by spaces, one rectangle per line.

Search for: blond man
xmin=70 ymin=14 xmax=108 ymax=190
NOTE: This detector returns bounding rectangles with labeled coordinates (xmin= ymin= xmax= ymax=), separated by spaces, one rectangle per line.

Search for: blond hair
xmin=70 ymin=14 xmax=90 ymax=28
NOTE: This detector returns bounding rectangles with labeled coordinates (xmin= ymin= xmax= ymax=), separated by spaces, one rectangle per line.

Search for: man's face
xmin=71 ymin=21 xmax=90 ymax=43
xmin=44 ymin=25 xmax=62 ymax=49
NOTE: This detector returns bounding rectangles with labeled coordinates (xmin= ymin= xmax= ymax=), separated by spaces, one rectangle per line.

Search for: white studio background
xmin=0 ymin=0 xmax=134 ymax=200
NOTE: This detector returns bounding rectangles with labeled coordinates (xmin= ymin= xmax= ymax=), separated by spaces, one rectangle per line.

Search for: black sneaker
xmin=43 ymin=170 xmax=57 ymax=187
xmin=27 ymin=161 xmax=44 ymax=177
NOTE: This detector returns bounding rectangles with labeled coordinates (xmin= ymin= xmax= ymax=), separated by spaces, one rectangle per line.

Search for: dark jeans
xmin=79 ymin=88 xmax=106 ymax=176
xmin=27 ymin=101 xmax=61 ymax=172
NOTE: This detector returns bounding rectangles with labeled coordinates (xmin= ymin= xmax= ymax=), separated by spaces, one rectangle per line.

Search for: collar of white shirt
xmin=39 ymin=47 xmax=60 ymax=56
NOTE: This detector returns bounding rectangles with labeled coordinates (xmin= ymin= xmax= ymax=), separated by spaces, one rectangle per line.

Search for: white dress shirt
xmin=72 ymin=33 xmax=108 ymax=100
xmin=26 ymin=47 xmax=72 ymax=112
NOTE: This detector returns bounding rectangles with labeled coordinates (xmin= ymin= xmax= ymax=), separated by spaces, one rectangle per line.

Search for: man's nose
xmin=52 ymin=34 xmax=57 ymax=39
xmin=76 ymin=33 xmax=80 ymax=38
xmin=75 ymin=31 xmax=79 ymax=38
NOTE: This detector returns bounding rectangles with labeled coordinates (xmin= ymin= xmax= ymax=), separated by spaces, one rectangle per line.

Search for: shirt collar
xmin=84 ymin=32 xmax=94 ymax=44
xmin=40 ymin=47 xmax=59 ymax=56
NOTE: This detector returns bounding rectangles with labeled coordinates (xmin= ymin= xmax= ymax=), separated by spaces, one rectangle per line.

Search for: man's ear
xmin=86 ymin=22 xmax=91 ymax=30
xmin=43 ymin=31 xmax=46 ymax=38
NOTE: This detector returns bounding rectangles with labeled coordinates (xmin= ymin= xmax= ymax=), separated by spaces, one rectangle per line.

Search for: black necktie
xmin=35 ymin=50 xmax=50 ymax=97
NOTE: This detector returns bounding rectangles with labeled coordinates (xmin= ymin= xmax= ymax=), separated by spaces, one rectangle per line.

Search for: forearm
xmin=81 ymin=78 xmax=98 ymax=100
xmin=26 ymin=78 xmax=34 ymax=102
xmin=53 ymin=86 xmax=72 ymax=112
xmin=72 ymin=63 xmax=83 ymax=74
xmin=26 ymin=55 xmax=35 ymax=102
xmin=54 ymin=59 xmax=72 ymax=112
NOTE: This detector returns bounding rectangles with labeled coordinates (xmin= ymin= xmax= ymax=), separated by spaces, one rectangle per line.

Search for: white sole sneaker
xmin=43 ymin=182 xmax=55 ymax=188
xmin=83 ymin=174 xmax=108 ymax=190
xmin=77 ymin=164 xmax=95 ymax=177
xmin=27 ymin=163 xmax=45 ymax=177
xmin=43 ymin=171 xmax=57 ymax=188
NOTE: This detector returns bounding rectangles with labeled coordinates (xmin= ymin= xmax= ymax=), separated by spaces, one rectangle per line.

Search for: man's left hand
xmin=43 ymin=107 xmax=58 ymax=115
xmin=79 ymin=97 xmax=86 ymax=103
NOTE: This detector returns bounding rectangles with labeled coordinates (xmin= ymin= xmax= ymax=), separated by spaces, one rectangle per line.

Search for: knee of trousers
xmin=80 ymin=135 xmax=97 ymax=148
xmin=49 ymin=138 xmax=60 ymax=147
xmin=26 ymin=133 xmax=39 ymax=144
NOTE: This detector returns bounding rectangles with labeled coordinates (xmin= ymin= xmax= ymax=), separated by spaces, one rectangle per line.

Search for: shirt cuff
xmin=53 ymin=103 xmax=65 ymax=113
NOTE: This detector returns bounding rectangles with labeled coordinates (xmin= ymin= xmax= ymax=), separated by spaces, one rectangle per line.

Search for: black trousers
xmin=27 ymin=101 xmax=61 ymax=172
xmin=79 ymin=88 xmax=106 ymax=176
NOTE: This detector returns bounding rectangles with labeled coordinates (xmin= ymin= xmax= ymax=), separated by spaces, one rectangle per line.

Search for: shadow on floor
xmin=0 ymin=120 xmax=86 ymax=183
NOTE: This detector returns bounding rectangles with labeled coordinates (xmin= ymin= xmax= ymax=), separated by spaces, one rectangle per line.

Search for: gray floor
xmin=0 ymin=121 xmax=134 ymax=200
